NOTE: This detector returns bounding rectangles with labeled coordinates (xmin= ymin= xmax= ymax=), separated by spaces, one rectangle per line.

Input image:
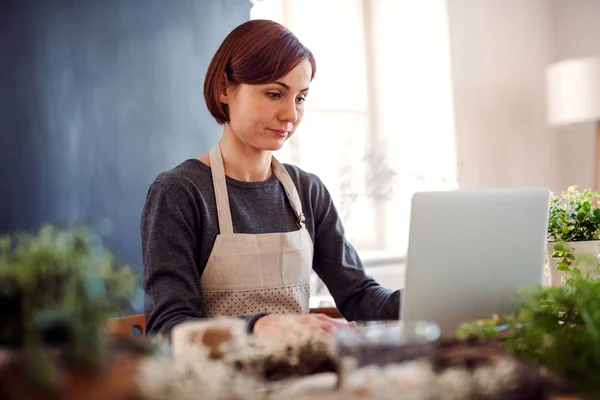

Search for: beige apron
xmin=200 ymin=143 xmax=314 ymax=317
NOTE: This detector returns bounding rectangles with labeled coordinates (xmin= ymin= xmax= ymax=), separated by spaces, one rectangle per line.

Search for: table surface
xmin=0 ymin=347 xmax=583 ymax=400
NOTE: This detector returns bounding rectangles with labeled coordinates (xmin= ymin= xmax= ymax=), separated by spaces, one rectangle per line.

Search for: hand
xmin=252 ymin=314 xmax=354 ymax=345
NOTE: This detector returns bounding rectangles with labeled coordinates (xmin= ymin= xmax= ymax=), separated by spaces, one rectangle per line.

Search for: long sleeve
xmin=142 ymin=181 xmax=205 ymax=335
xmin=310 ymin=177 xmax=401 ymax=321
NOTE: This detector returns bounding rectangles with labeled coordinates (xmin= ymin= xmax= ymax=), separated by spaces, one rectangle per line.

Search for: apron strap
xmin=208 ymin=144 xmax=234 ymax=234
xmin=208 ymin=143 xmax=307 ymax=233
xmin=271 ymin=156 xmax=306 ymax=228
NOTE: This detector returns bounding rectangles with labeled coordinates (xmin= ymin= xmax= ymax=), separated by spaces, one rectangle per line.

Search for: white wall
xmin=446 ymin=0 xmax=600 ymax=193
xmin=550 ymin=0 xmax=600 ymax=191
xmin=446 ymin=0 xmax=561 ymax=192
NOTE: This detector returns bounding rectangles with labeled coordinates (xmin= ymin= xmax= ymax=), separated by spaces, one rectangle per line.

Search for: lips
xmin=268 ymin=128 xmax=288 ymax=138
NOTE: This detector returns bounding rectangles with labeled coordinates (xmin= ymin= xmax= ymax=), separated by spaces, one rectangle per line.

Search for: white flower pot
xmin=545 ymin=240 xmax=600 ymax=286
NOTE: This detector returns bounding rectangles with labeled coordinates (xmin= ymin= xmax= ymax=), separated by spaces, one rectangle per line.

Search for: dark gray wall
xmin=0 ymin=0 xmax=250 ymax=311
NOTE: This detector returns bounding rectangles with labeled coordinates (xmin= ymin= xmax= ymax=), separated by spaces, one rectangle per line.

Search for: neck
xmin=218 ymin=126 xmax=272 ymax=182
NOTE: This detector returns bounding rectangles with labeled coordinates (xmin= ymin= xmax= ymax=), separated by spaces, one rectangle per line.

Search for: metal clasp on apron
xmin=297 ymin=213 xmax=306 ymax=228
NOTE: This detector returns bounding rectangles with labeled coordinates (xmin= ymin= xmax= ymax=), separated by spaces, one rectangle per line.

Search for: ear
xmin=219 ymin=73 xmax=230 ymax=105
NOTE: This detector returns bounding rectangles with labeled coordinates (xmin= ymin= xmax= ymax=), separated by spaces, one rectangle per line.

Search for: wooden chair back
xmin=105 ymin=314 xmax=146 ymax=339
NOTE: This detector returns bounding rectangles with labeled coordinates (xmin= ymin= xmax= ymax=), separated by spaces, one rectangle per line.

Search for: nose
xmin=279 ymin=99 xmax=298 ymax=124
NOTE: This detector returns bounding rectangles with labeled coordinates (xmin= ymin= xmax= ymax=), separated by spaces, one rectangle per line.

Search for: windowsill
xmin=310 ymin=250 xmax=406 ymax=307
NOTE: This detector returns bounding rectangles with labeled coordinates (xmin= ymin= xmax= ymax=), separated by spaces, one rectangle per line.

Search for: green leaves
xmin=556 ymin=262 xmax=571 ymax=272
xmin=0 ymin=224 xmax=137 ymax=388
xmin=505 ymin=272 xmax=600 ymax=394
xmin=548 ymin=186 xmax=600 ymax=243
xmin=553 ymin=242 xmax=573 ymax=252
xmin=549 ymin=241 xmax=577 ymax=276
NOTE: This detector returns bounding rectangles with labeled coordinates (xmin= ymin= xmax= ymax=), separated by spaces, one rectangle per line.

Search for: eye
xmin=296 ymin=96 xmax=306 ymax=104
xmin=267 ymin=92 xmax=281 ymax=100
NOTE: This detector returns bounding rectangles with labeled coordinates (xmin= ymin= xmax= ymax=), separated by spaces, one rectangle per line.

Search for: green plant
xmin=547 ymin=186 xmax=600 ymax=280
xmin=457 ymin=259 xmax=600 ymax=396
xmin=506 ymin=271 xmax=600 ymax=396
xmin=0 ymin=224 xmax=137 ymax=387
xmin=548 ymin=241 xmax=576 ymax=284
xmin=547 ymin=186 xmax=600 ymax=243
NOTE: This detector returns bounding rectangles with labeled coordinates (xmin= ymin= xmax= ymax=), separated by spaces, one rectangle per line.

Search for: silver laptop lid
xmin=401 ymin=188 xmax=550 ymax=337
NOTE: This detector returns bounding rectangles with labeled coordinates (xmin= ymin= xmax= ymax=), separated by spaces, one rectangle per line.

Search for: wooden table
xmin=0 ymin=341 xmax=582 ymax=400
xmin=309 ymin=307 xmax=342 ymax=319
xmin=0 ymin=350 xmax=143 ymax=400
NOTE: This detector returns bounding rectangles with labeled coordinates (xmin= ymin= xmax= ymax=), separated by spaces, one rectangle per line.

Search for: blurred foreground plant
xmin=457 ymin=256 xmax=600 ymax=397
xmin=0 ymin=224 xmax=136 ymax=387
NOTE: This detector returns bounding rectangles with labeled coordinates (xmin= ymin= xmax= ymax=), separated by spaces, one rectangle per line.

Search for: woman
xmin=141 ymin=19 xmax=401 ymax=340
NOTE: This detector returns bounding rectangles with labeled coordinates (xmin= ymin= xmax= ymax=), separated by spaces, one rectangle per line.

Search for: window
xmin=251 ymin=0 xmax=458 ymax=296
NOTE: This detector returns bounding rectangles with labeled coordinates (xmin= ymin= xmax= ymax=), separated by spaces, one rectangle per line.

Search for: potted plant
xmin=0 ymin=224 xmax=139 ymax=388
xmin=546 ymin=186 xmax=600 ymax=286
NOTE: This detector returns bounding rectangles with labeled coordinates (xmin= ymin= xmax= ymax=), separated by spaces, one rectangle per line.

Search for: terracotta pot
xmin=546 ymin=240 xmax=600 ymax=286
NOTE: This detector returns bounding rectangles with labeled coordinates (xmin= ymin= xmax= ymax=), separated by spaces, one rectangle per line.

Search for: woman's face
xmin=222 ymin=59 xmax=312 ymax=152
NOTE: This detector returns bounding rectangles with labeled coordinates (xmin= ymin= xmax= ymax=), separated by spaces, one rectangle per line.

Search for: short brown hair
xmin=204 ymin=19 xmax=317 ymax=125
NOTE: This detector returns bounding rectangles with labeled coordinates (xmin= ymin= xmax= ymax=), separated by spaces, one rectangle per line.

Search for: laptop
xmin=400 ymin=188 xmax=550 ymax=337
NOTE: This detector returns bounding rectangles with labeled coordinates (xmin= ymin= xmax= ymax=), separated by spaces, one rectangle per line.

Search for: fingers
xmin=305 ymin=315 xmax=349 ymax=338
xmin=318 ymin=321 xmax=336 ymax=333
xmin=255 ymin=314 xmax=357 ymax=345
xmin=279 ymin=319 xmax=331 ymax=345
xmin=313 ymin=313 xmax=355 ymax=328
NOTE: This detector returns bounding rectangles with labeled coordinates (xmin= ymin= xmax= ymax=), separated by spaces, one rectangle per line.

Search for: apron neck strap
xmin=271 ymin=157 xmax=305 ymax=227
xmin=208 ymin=143 xmax=306 ymax=234
xmin=209 ymin=144 xmax=234 ymax=234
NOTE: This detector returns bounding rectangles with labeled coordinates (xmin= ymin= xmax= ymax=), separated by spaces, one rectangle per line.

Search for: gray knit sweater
xmin=141 ymin=159 xmax=401 ymax=336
